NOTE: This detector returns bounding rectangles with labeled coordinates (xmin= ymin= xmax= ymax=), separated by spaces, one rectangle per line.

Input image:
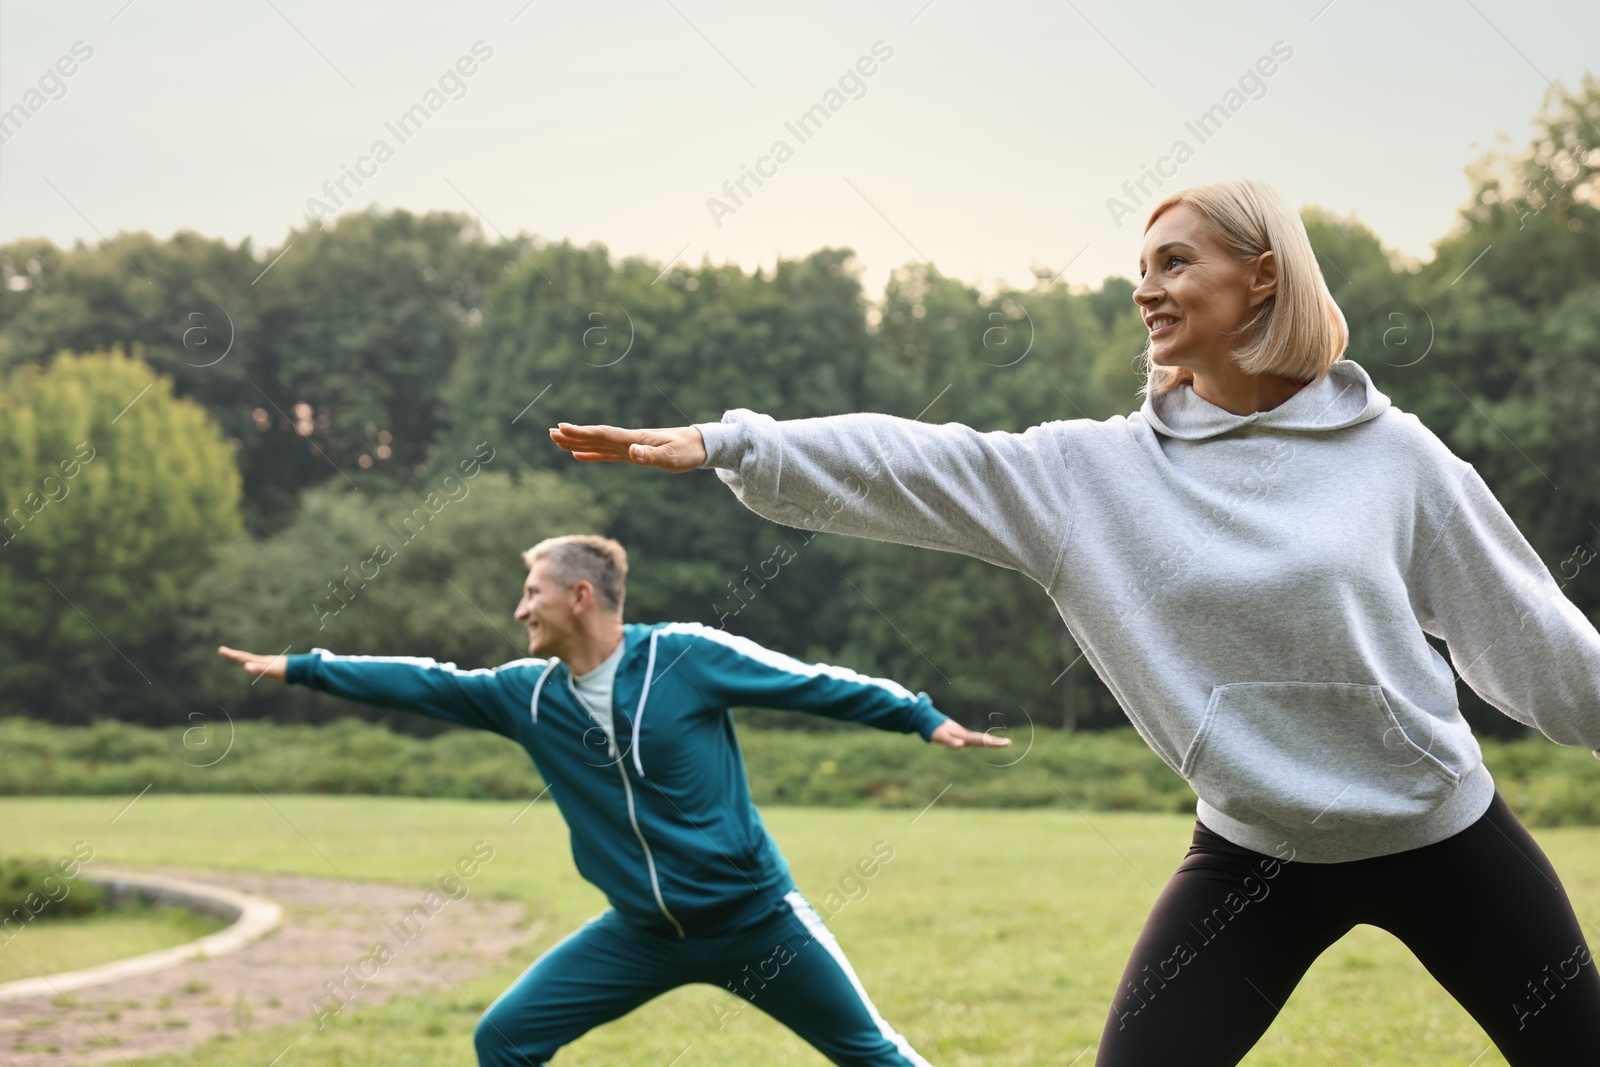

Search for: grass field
xmin=0 ymin=906 xmax=227 ymax=985
xmin=3 ymin=794 xmax=1598 ymax=1066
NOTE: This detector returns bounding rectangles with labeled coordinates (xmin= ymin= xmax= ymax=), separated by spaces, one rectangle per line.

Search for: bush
xmin=1479 ymin=738 xmax=1600 ymax=827
xmin=2 ymin=717 xmax=1597 ymax=825
xmin=182 ymin=470 xmax=608 ymax=727
xmin=0 ymin=855 xmax=105 ymax=922
xmin=0 ymin=350 xmax=242 ymax=724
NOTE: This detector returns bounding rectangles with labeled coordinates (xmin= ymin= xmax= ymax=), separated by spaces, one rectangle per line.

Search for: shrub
xmin=0 ymin=855 xmax=105 ymax=922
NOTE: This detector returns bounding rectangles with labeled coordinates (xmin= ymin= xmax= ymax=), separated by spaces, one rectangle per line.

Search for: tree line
xmin=1 ymin=78 xmax=1595 ymax=739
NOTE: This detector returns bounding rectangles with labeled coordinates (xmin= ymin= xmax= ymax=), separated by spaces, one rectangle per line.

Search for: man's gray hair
xmin=523 ymin=535 xmax=628 ymax=615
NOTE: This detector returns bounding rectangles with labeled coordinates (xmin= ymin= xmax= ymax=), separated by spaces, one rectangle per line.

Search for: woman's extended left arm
xmin=1411 ymin=467 xmax=1600 ymax=756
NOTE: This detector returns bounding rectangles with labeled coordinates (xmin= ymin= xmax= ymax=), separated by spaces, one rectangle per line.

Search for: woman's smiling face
xmin=1133 ymin=202 xmax=1277 ymax=377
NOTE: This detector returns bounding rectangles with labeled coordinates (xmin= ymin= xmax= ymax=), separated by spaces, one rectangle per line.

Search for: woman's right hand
xmin=549 ymin=424 xmax=707 ymax=473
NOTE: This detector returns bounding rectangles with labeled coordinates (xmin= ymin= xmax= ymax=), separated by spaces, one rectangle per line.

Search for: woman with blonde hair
xmin=551 ymin=179 xmax=1600 ymax=1064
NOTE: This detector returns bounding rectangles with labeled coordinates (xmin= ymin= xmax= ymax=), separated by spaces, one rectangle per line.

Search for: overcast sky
xmin=1 ymin=0 xmax=1595 ymax=297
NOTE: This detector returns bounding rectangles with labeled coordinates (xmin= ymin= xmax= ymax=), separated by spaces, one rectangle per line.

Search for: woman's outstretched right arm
xmin=551 ymin=411 xmax=1073 ymax=583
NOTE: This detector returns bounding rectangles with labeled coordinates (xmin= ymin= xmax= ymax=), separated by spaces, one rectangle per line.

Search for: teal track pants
xmin=473 ymin=890 xmax=933 ymax=1067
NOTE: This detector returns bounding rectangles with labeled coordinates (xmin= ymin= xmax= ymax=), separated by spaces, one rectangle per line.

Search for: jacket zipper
xmin=568 ymin=674 xmax=685 ymax=939
xmin=616 ymin=745 xmax=685 ymax=938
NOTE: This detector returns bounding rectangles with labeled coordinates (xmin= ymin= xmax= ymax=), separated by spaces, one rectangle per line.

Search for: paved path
xmin=0 ymin=868 xmax=535 ymax=1066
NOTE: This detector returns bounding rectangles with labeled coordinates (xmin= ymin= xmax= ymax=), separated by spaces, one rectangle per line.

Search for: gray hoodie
xmin=694 ymin=359 xmax=1600 ymax=863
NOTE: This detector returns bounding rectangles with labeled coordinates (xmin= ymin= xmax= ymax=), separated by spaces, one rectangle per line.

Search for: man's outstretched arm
xmin=662 ymin=626 xmax=1007 ymax=750
xmin=217 ymin=645 xmax=526 ymax=737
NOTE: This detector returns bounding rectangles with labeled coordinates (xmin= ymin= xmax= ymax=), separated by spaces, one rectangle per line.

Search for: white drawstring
xmin=529 ymin=659 xmax=559 ymax=723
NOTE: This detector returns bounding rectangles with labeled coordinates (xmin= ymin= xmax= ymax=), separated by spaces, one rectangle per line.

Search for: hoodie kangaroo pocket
xmin=1179 ymin=682 xmax=1476 ymax=830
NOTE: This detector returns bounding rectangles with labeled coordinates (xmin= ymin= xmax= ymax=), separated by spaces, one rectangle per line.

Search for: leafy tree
xmin=1 ymin=209 xmax=522 ymax=536
xmin=4 ymin=78 xmax=1596 ymax=735
xmin=444 ymin=250 xmax=1151 ymax=729
xmin=0 ymin=349 xmax=242 ymax=721
xmin=186 ymin=469 xmax=607 ymax=729
xmin=0 ymin=231 xmax=261 ymax=384
xmin=0 ymin=231 xmax=267 ymax=520
xmin=826 ymin=264 xmax=1135 ymax=728
xmin=247 ymin=209 xmax=521 ymax=519
xmin=440 ymin=246 xmax=885 ymax=669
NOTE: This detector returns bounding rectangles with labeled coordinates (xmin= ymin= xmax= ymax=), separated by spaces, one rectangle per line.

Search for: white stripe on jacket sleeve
xmin=654 ymin=622 xmax=917 ymax=700
xmin=630 ymin=632 xmax=661 ymax=777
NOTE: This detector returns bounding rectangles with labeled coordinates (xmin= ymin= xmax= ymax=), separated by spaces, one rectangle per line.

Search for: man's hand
xmin=930 ymin=719 xmax=1012 ymax=750
xmin=548 ymin=424 xmax=706 ymax=473
xmin=217 ymin=646 xmax=288 ymax=682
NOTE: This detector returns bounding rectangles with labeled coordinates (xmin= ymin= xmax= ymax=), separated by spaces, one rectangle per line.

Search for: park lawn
xmin=2 ymin=795 xmax=1598 ymax=1066
xmin=0 ymin=906 xmax=227 ymax=984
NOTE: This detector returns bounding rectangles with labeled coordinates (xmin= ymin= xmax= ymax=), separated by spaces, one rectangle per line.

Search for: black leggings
xmin=1097 ymin=793 xmax=1600 ymax=1066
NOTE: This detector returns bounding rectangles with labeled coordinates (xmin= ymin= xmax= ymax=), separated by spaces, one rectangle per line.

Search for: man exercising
xmin=220 ymin=534 xmax=1003 ymax=1066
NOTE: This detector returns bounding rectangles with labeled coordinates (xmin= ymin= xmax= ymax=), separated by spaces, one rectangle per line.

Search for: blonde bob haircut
xmin=1141 ymin=179 xmax=1348 ymax=396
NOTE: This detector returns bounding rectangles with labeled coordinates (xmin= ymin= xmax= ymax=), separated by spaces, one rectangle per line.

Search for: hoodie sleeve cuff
xmin=695 ymin=414 xmax=751 ymax=470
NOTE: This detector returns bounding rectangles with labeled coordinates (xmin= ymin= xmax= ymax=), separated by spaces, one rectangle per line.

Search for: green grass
xmin=2 ymin=795 xmax=1598 ymax=1065
xmin=0 ymin=904 xmax=226 ymax=984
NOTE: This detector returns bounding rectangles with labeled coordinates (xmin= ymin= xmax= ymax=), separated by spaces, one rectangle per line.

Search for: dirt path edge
xmin=0 ymin=871 xmax=284 ymax=1003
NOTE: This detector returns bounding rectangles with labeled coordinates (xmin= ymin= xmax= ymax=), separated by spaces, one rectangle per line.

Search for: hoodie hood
xmin=1139 ymin=359 xmax=1391 ymax=441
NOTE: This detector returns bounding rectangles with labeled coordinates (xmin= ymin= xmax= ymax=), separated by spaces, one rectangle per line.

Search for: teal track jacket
xmin=286 ymin=622 xmax=948 ymax=937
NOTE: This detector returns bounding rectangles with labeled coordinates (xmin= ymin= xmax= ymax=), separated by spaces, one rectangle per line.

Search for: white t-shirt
xmin=570 ymin=638 xmax=626 ymax=748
